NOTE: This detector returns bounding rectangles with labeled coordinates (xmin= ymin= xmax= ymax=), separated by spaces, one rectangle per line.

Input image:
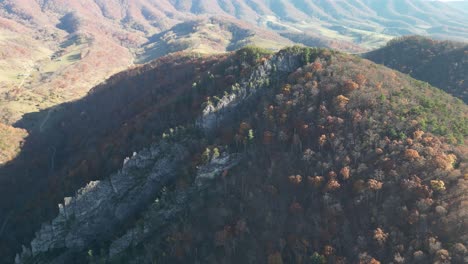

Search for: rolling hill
xmin=0 ymin=47 xmax=466 ymax=263
xmin=365 ymin=36 xmax=468 ymax=103
xmin=1 ymin=0 xmax=467 ymax=121
xmin=1 ymin=0 xmax=467 ymax=166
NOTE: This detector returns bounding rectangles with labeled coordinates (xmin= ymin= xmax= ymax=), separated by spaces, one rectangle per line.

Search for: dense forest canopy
xmin=0 ymin=1 xmax=467 ymax=264
xmin=365 ymin=36 xmax=468 ymax=103
xmin=6 ymin=47 xmax=467 ymax=264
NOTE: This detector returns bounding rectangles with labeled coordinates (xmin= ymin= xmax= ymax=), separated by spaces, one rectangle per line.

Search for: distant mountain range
xmin=0 ymin=0 xmax=466 ymax=169
xmin=1 ymin=0 xmax=466 ymax=117
xmin=0 ymin=0 xmax=467 ymax=165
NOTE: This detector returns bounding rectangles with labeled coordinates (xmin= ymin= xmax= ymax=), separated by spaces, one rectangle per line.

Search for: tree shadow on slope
xmin=0 ymin=52 xmax=233 ymax=263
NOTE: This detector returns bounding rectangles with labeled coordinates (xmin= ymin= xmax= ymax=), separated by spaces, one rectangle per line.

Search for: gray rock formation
xmin=16 ymin=142 xmax=189 ymax=263
xmin=16 ymin=50 xmax=306 ymax=263
xmin=199 ymin=51 xmax=304 ymax=130
xmin=107 ymin=153 xmax=240 ymax=258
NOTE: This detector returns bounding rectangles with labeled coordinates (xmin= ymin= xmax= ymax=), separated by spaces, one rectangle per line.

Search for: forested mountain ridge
xmin=6 ymin=47 xmax=467 ymax=264
xmin=365 ymin=36 xmax=468 ymax=103
xmin=1 ymin=1 xmax=468 ymax=263
xmin=1 ymin=0 xmax=467 ymax=167
xmin=1 ymin=0 xmax=467 ymax=120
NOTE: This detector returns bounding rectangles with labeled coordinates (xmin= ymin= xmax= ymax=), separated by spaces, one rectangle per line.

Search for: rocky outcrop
xmin=16 ymin=150 xmax=239 ymax=263
xmin=107 ymin=153 xmax=240 ymax=258
xmin=199 ymin=51 xmax=304 ymax=130
xmin=16 ymin=50 xmax=307 ymax=263
xmin=16 ymin=141 xmax=189 ymax=263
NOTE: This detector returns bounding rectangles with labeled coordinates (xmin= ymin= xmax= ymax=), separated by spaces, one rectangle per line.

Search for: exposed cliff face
xmin=15 ymin=48 xmax=468 ymax=264
xmin=15 ymin=48 xmax=311 ymax=264
xmin=199 ymin=51 xmax=305 ymax=130
xmin=17 ymin=146 xmax=240 ymax=264
xmin=17 ymin=142 xmax=188 ymax=261
xmin=108 ymin=153 xmax=241 ymax=258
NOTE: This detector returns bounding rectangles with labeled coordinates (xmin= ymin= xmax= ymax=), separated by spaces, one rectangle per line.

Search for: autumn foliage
xmin=4 ymin=48 xmax=467 ymax=264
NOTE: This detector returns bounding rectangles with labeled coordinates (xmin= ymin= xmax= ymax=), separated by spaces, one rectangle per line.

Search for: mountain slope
xmin=1 ymin=0 xmax=467 ymax=166
xmin=0 ymin=0 xmax=290 ymax=124
xmin=136 ymin=17 xmax=294 ymax=63
xmin=0 ymin=1 xmax=292 ymax=166
xmin=8 ymin=47 xmax=467 ymax=264
xmin=0 ymin=52 xmax=232 ymax=261
xmin=1 ymin=0 xmax=467 ymax=121
xmin=365 ymin=36 xmax=468 ymax=103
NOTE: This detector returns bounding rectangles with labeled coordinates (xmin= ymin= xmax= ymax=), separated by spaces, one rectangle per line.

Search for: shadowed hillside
xmin=1 ymin=0 xmax=468 ymax=166
xmin=0 ymin=51 xmax=233 ymax=261
xmin=365 ymin=36 xmax=468 ymax=103
xmin=1 ymin=0 xmax=467 ymax=121
xmin=1 ymin=47 xmax=465 ymax=263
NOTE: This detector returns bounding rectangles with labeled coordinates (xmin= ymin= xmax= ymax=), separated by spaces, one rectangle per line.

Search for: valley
xmin=0 ymin=1 xmax=467 ymax=166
